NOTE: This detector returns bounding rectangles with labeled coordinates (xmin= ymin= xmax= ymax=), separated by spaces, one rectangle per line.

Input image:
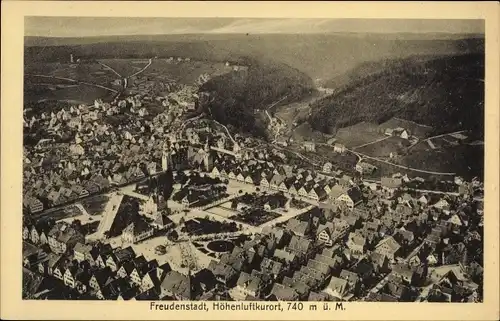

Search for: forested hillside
xmin=200 ymin=58 xmax=315 ymax=138
xmin=309 ymin=53 xmax=484 ymax=137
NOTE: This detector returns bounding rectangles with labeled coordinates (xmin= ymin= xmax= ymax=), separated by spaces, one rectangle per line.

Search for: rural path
xmin=406 ymin=130 xmax=468 ymax=153
xmin=422 ymin=130 xmax=467 ymax=142
xmin=26 ymin=74 xmax=119 ymax=93
xmin=179 ymin=114 xmax=206 ymax=136
xmin=97 ymin=61 xmax=123 ymax=78
xmin=128 ymin=58 xmax=153 ymax=78
xmin=346 ymin=148 xmax=456 ymax=176
xmin=266 ymin=95 xmax=289 ymax=111
xmin=352 ymin=136 xmax=391 ymax=150
xmin=211 ymin=119 xmax=237 ymax=144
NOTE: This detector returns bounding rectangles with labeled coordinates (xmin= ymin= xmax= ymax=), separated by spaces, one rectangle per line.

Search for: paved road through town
xmin=87 ymin=192 xmax=123 ymax=241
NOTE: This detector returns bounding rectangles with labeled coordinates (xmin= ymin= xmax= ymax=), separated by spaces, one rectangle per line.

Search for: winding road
xmin=211 ymin=119 xmax=237 ymax=144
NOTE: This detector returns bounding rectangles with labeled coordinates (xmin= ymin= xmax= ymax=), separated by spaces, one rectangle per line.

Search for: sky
xmin=25 ymin=17 xmax=485 ymax=37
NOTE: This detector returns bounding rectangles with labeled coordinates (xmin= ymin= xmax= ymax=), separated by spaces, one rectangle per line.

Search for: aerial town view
xmin=22 ymin=17 xmax=485 ymax=303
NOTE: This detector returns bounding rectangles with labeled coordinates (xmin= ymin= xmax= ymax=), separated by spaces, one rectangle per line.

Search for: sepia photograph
xmin=21 ymin=15 xmax=486 ymax=303
xmin=2 ymin=1 xmax=499 ymax=320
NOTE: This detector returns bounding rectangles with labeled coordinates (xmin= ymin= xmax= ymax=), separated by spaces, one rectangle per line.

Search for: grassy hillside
xmin=25 ymin=34 xmax=484 ymax=84
xmin=200 ymin=58 xmax=315 ymax=138
xmin=309 ymin=53 xmax=484 ymax=137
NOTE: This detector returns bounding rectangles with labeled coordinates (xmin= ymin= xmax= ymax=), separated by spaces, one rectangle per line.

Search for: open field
xmin=400 ymin=144 xmax=484 ymax=180
xmin=24 ymin=77 xmax=116 ymax=104
xmin=315 ymin=145 xmax=359 ymax=168
xmin=356 ymin=136 xmax=411 ymax=158
xmin=25 ymin=62 xmax=120 ymax=87
xmin=98 ymin=59 xmax=147 ymax=77
xmin=334 ymin=122 xmax=387 ymax=148
xmin=141 ymin=59 xmax=231 ymax=85
xmin=378 ymin=117 xmax=434 ymax=139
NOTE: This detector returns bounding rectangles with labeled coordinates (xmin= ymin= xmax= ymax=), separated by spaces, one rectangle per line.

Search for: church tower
xmin=204 ymin=137 xmax=210 ymax=152
xmin=162 ymin=142 xmax=170 ymax=171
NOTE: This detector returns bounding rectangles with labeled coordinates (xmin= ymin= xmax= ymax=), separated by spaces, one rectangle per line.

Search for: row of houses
xmin=23 ymin=238 xmax=219 ymax=300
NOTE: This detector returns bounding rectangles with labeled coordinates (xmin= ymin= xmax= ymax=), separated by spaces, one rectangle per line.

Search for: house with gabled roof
xmin=273 ymin=248 xmax=298 ymax=266
xmin=38 ymin=253 xmax=62 ymax=276
xmin=159 ymin=270 xmax=195 ymax=300
xmin=117 ymin=260 xmax=136 ymax=279
xmin=47 ymin=222 xmax=85 ymax=254
xmin=259 ymin=257 xmax=284 ymax=278
xmin=324 ymin=276 xmax=351 ymax=300
xmin=269 ymin=283 xmax=299 ymax=301
xmin=374 ymin=235 xmax=402 ymax=260
xmin=106 ymin=246 xmax=136 ymax=272
xmin=235 ymin=271 xmax=266 ymax=299
xmin=392 ymin=264 xmax=416 ymax=285
xmin=381 ymin=177 xmax=403 ymax=196
xmin=23 ymin=247 xmax=49 ymax=270
xmin=73 ymin=242 xmax=92 ymax=263
xmin=74 ymin=269 xmax=93 ymax=294
xmin=139 ymin=268 xmax=163 ymax=294
xmin=285 ymin=218 xmax=310 ymax=237
xmin=328 ymin=185 xmax=362 ymax=210
xmin=87 ymin=243 xmax=113 ymax=267
xmin=308 ymin=186 xmax=327 ymax=201
xmin=307 ymin=259 xmax=331 ymax=276
xmin=339 ymin=269 xmax=360 ymax=294
xmin=89 ymin=266 xmax=114 ymax=292
xmin=129 ymin=258 xmax=159 ymax=286
xmin=314 ymin=253 xmax=343 ymax=271
xmin=316 ymin=222 xmax=335 ymax=247
xmin=121 ymin=217 xmax=154 ymax=244
xmin=63 ymin=265 xmax=81 ymax=289
xmin=286 ymin=235 xmax=313 ymax=260
xmin=207 ymin=260 xmax=239 ymax=287
xmin=52 ymin=259 xmax=67 ymax=281
xmin=346 ymin=232 xmax=366 ymax=257
xmin=97 ymin=277 xmax=133 ymax=300
xmin=282 ymin=277 xmax=311 ymax=300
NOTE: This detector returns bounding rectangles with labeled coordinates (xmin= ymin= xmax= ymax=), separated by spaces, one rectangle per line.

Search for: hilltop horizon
xmin=25 ymin=17 xmax=484 ymax=38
